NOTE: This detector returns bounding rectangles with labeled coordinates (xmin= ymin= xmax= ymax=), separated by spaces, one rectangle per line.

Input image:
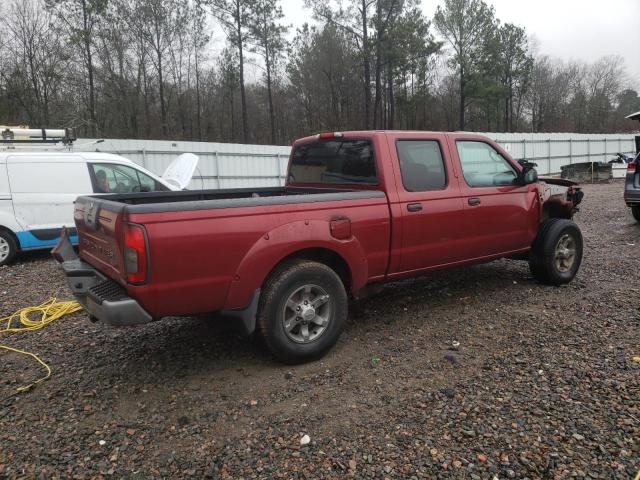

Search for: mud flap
xmin=220 ymin=289 xmax=261 ymax=336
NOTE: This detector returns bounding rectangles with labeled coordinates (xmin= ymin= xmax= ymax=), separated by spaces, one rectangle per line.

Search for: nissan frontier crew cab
xmin=53 ymin=131 xmax=584 ymax=364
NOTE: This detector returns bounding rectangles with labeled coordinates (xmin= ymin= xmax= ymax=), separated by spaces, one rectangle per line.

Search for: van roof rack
xmin=1 ymin=127 xmax=76 ymax=145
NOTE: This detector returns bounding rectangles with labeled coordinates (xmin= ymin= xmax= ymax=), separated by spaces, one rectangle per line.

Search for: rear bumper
xmin=53 ymin=230 xmax=153 ymax=326
xmin=624 ymin=189 xmax=640 ymax=206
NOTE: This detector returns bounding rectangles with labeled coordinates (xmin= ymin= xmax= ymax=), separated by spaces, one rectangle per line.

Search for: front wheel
xmin=529 ymin=219 xmax=583 ymax=285
xmin=257 ymin=260 xmax=348 ymax=364
xmin=632 ymin=205 xmax=640 ymax=223
xmin=0 ymin=230 xmax=18 ymax=267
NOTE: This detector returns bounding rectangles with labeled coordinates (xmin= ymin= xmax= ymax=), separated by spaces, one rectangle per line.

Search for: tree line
xmin=0 ymin=0 xmax=638 ymax=145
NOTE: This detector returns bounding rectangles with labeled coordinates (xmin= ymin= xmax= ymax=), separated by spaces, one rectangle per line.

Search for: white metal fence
xmin=485 ymin=132 xmax=637 ymax=177
xmin=77 ymin=133 xmax=638 ymax=189
xmin=78 ymin=138 xmax=291 ymax=189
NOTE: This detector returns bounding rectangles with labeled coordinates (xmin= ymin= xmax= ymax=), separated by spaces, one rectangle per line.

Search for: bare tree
xmin=124 ymin=0 xmax=190 ymax=137
xmin=1 ymin=0 xmax=69 ymax=126
xmin=208 ymin=0 xmax=254 ymax=142
xmin=434 ymin=0 xmax=495 ymax=129
xmin=248 ymin=0 xmax=288 ymax=144
xmin=47 ymin=0 xmax=107 ymax=135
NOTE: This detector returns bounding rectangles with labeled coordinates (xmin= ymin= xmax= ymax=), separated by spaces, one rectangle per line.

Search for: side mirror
xmin=521 ymin=166 xmax=538 ymax=185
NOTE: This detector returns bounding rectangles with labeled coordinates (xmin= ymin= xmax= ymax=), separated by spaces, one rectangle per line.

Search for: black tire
xmin=257 ymin=259 xmax=348 ymax=364
xmin=529 ymin=219 xmax=583 ymax=285
xmin=0 ymin=229 xmax=18 ymax=267
xmin=632 ymin=205 xmax=640 ymax=223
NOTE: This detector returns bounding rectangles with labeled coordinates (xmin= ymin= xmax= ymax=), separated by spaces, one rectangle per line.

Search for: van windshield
xmin=289 ymin=139 xmax=377 ymax=185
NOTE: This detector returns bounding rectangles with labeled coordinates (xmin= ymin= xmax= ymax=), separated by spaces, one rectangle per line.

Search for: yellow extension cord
xmin=1 ymin=298 xmax=82 ymax=394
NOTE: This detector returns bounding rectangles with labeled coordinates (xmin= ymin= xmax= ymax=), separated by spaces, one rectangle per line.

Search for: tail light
xmin=628 ymin=162 xmax=636 ymax=171
xmin=318 ymin=132 xmax=344 ymax=139
xmin=124 ymin=223 xmax=148 ymax=284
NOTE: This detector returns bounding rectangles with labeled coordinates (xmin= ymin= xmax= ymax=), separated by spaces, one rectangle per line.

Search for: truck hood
xmin=538 ymin=176 xmax=578 ymax=187
xmin=161 ymin=153 xmax=199 ymax=190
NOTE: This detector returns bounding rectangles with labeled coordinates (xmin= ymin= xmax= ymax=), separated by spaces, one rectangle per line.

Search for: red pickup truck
xmin=54 ymin=131 xmax=584 ymax=363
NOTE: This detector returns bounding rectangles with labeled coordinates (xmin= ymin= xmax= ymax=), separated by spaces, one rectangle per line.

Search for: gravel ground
xmin=0 ymin=181 xmax=638 ymax=479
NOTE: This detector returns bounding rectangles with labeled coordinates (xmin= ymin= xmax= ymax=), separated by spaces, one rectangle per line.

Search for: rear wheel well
xmin=268 ymin=248 xmax=352 ymax=292
xmin=0 ymin=226 xmax=20 ymax=251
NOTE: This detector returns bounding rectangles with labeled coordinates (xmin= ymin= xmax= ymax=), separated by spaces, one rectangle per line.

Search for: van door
xmin=387 ymin=133 xmax=468 ymax=273
xmin=7 ymin=155 xmax=91 ymax=248
xmin=0 ymin=157 xmax=16 ymax=231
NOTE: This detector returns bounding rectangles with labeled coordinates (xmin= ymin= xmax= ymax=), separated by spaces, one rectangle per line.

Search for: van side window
xmin=456 ymin=141 xmax=518 ymax=187
xmin=90 ymin=163 xmax=168 ymax=193
xmin=396 ymin=140 xmax=447 ymax=191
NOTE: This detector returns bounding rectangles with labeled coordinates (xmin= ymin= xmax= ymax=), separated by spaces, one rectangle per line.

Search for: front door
xmin=449 ymin=139 xmax=538 ymax=258
xmin=389 ymin=134 xmax=468 ymax=273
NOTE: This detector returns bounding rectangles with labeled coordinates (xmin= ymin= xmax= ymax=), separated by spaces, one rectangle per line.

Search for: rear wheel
xmin=257 ymin=260 xmax=348 ymax=364
xmin=0 ymin=230 xmax=18 ymax=267
xmin=632 ymin=205 xmax=640 ymax=223
xmin=529 ymin=219 xmax=583 ymax=285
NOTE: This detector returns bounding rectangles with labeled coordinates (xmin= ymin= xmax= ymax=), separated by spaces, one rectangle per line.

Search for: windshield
xmin=289 ymin=139 xmax=377 ymax=185
xmin=90 ymin=163 xmax=169 ymax=193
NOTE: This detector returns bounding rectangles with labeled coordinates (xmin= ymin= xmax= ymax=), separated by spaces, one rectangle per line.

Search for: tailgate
xmin=74 ymin=196 xmax=127 ymax=284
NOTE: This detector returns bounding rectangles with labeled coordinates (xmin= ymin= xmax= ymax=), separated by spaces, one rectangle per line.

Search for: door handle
xmin=407 ymin=203 xmax=423 ymax=212
xmin=468 ymin=197 xmax=481 ymax=206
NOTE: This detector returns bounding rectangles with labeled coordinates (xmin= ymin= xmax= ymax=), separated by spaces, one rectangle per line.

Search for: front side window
xmin=289 ymin=139 xmax=377 ymax=185
xmin=90 ymin=163 xmax=169 ymax=193
xmin=456 ymin=141 xmax=518 ymax=188
xmin=396 ymin=140 xmax=447 ymax=191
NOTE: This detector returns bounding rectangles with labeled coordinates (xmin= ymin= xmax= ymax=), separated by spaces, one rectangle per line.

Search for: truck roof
xmin=292 ymin=130 xmax=490 ymax=145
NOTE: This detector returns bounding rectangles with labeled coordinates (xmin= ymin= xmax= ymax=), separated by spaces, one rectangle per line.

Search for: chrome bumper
xmin=52 ymin=228 xmax=152 ymax=326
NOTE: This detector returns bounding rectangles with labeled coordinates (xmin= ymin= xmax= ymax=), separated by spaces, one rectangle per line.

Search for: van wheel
xmin=632 ymin=205 xmax=640 ymax=223
xmin=257 ymin=260 xmax=348 ymax=364
xmin=529 ymin=219 xmax=583 ymax=285
xmin=0 ymin=230 xmax=18 ymax=266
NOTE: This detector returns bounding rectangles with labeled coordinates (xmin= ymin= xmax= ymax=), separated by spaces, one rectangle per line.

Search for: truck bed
xmin=72 ymin=185 xmax=391 ymax=318
xmin=97 ymin=186 xmax=386 ymax=212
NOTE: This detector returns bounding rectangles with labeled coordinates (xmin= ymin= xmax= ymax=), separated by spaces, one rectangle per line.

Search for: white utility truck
xmin=0 ymin=128 xmax=198 ymax=265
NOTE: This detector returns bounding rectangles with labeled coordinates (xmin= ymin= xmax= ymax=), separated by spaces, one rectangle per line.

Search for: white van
xmin=0 ymin=150 xmax=197 ymax=265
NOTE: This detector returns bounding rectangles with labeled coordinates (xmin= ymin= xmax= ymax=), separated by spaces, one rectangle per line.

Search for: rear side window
xmin=289 ymin=139 xmax=377 ymax=185
xmin=396 ymin=140 xmax=447 ymax=191
xmin=456 ymin=141 xmax=517 ymax=187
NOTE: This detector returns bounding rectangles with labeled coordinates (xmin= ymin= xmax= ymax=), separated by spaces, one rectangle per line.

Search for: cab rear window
xmin=289 ymin=139 xmax=377 ymax=185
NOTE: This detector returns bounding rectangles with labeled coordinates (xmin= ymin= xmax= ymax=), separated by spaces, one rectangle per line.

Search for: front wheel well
xmin=268 ymin=248 xmax=352 ymax=293
xmin=541 ymin=201 xmax=573 ymax=222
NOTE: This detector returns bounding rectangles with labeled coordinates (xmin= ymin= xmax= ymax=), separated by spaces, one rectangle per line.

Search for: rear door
xmin=386 ymin=132 xmax=468 ymax=272
xmin=7 ymin=155 xmax=91 ymax=248
xmin=448 ymin=136 xmax=538 ymax=258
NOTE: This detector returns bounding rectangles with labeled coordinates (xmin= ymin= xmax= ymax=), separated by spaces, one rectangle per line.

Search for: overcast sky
xmin=279 ymin=0 xmax=640 ymax=88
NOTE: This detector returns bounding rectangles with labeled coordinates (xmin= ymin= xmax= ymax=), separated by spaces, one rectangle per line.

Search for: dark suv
xmin=624 ymin=152 xmax=640 ymax=222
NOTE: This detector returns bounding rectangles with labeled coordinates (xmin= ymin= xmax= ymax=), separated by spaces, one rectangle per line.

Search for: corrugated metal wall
xmin=77 ymin=133 xmax=638 ymax=188
xmin=77 ymin=138 xmax=290 ymax=189
xmin=482 ymin=132 xmax=637 ymax=176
